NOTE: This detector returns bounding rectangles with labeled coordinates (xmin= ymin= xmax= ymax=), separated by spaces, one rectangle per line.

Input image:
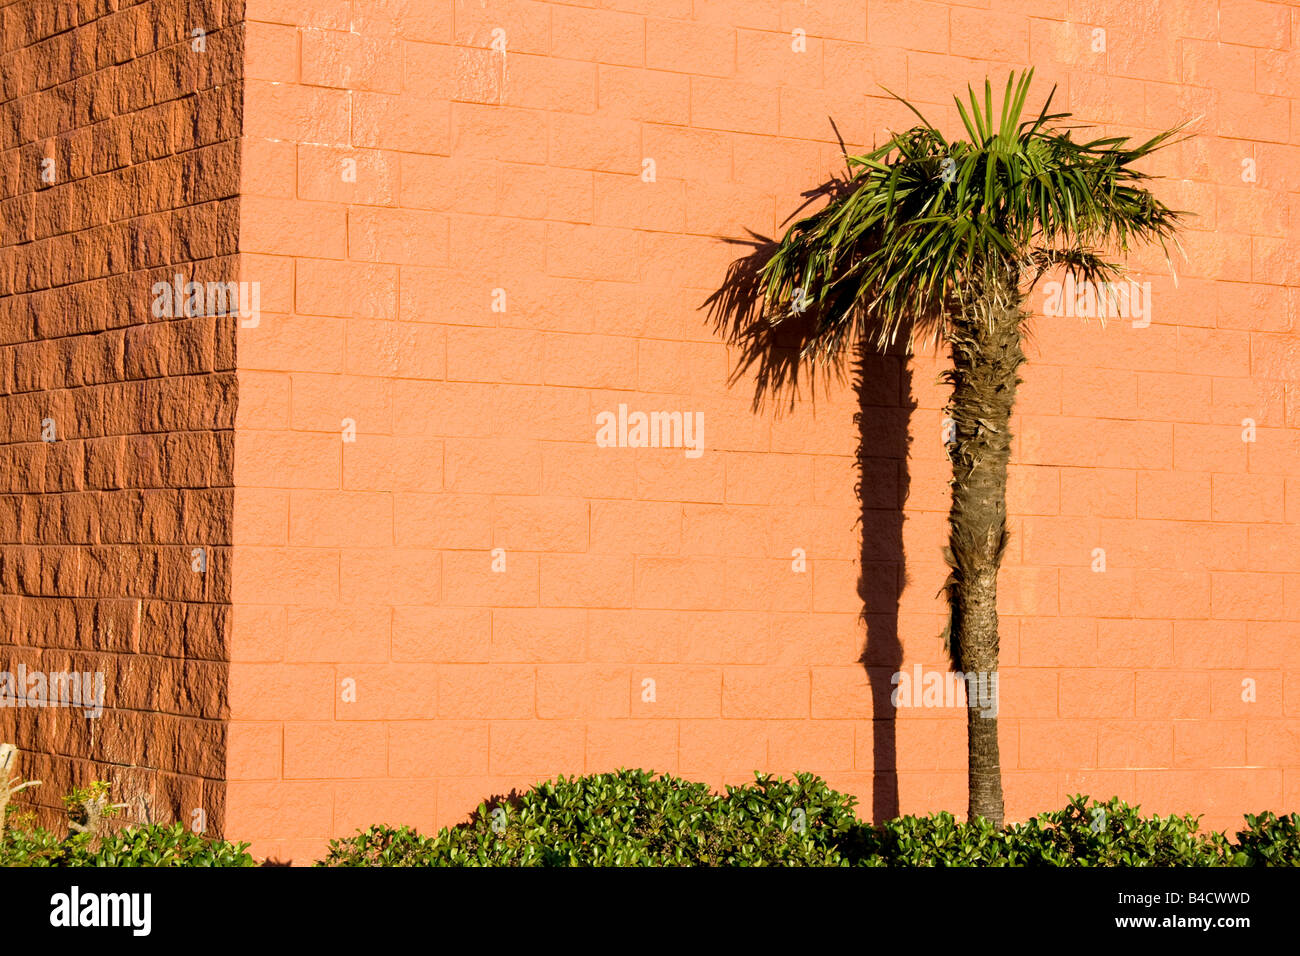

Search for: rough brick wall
xmin=0 ymin=0 xmax=242 ymax=834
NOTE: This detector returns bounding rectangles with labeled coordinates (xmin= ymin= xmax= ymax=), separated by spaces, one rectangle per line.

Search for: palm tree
xmin=749 ymin=70 xmax=1186 ymax=826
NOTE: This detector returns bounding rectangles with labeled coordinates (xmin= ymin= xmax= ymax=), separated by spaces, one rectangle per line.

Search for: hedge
xmin=3 ymin=770 xmax=1296 ymax=866
xmin=315 ymin=770 xmax=1300 ymax=867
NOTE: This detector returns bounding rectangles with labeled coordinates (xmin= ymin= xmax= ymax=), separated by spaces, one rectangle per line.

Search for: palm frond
xmin=754 ymin=69 xmax=1190 ymax=358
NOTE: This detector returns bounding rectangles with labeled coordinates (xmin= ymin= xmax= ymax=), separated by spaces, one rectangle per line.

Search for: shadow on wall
xmin=855 ymin=347 xmax=912 ymax=822
xmin=705 ymin=191 xmax=914 ymax=823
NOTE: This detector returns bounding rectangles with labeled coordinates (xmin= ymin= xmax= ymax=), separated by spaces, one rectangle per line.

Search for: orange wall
xmin=227 ymin=0 xmax=1300 ymax=861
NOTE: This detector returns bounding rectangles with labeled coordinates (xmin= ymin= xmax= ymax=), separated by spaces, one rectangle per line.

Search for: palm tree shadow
xmin=705 ymin=201 xmax=913 ymax=823
xmin=854 ymin=345 xmax=912 ymax=822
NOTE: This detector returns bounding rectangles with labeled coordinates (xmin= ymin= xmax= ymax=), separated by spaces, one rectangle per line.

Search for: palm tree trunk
xmin=943 ymin=280 xmax=1026 ymax=828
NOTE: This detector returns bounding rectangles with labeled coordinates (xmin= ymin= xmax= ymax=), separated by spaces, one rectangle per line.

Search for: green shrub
xmin=1003 ymin=795 xmax=1228 ymax=867
xmin=315 ymin=824 xmax=437 ymax=867
xmin=1223 ymin=812 xmax=1300 ymax=866
xmin=708 ymin=772 xmax=868 ymax=866
xmin=9 ymin=771 xmax=1293 ymax=867
xmin=1 ymin=823 xmax=256 ymax=867
xmin=319 ymin=769 xmax=867 ymax=867
xmin=860 ymin=796 xmax=1230 ymax=867
xmin=317 ymin=774 xmax=1299 ymax=868
xmin=860 ymin=811 xmax=1011 ymax=866
xmin=1 ymin=774 xmax=255 ymax=867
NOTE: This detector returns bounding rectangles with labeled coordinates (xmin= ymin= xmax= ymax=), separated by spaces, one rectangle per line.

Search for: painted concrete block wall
xmin=0 ymin=0 xmax=242 ymax=833
xmin=226 ymin=0 xmax=1299 ymax=861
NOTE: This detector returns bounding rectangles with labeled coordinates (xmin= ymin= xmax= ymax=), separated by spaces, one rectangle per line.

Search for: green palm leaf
xmin=756 ymin=69 xmax=1188 ymax=351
